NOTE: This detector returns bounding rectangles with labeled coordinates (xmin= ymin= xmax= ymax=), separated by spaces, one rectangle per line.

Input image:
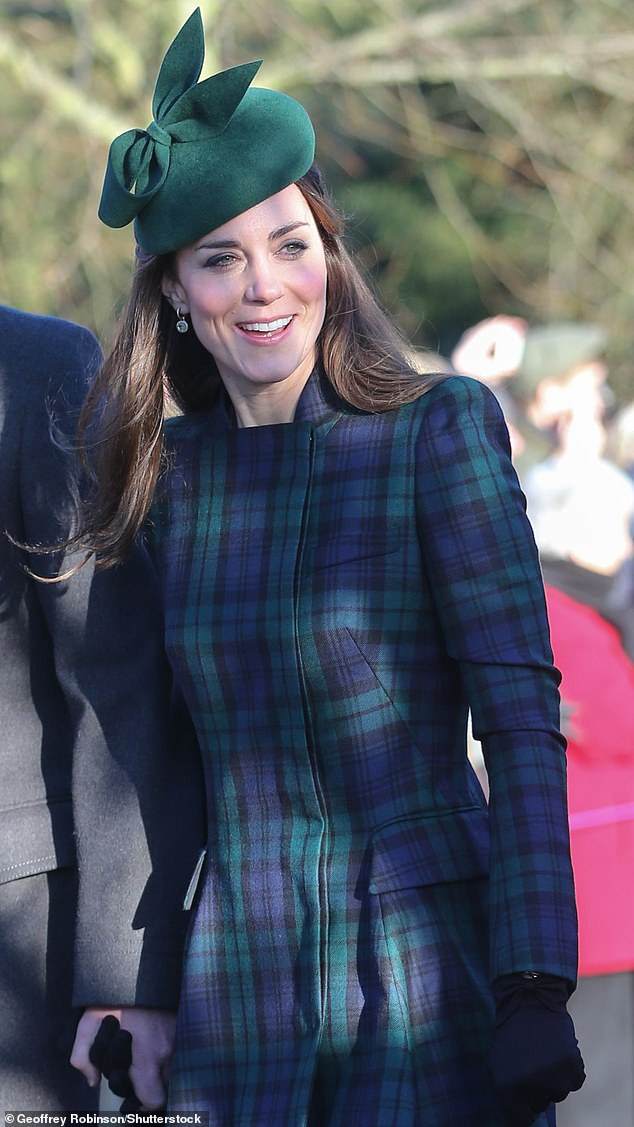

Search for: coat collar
xmin=293 ymin=365 xmax=349 ymax=427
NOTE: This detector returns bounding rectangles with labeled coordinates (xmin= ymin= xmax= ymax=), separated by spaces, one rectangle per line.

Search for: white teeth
xmin=240 ymin=317 xmax=292 ymax=333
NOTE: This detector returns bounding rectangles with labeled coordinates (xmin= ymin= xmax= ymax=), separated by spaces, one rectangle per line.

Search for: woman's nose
xmin=244 ymin=259 xmax=284 ymax=303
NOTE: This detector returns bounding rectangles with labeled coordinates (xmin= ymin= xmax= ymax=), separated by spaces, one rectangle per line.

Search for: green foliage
xmin=336 ymin=178 xmax=488 ymax=352
xmin=1 ymin=0 xmax=633 ymax=401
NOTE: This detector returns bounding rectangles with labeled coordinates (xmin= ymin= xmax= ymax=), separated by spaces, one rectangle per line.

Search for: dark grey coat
xmin=0 ymin=306 xmax=204 ymax=1113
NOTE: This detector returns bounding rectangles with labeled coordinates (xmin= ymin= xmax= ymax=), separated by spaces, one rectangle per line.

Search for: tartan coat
xmin=149 ymin=368 xmax=578 ymax=1126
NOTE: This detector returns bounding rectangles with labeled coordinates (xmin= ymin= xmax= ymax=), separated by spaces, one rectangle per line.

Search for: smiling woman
xmin=162 ymin=186 xmax=328 ymax=426
xmin=67 ymin=8 xmax=585 ymax=1126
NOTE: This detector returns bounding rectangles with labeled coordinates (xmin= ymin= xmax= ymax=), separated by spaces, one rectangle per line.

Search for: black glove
xmin=489 ymin=972 xmax=585 ymax=1127
xmin=88 ymin=1015 xmax=167 ymax=1115
xmin=88 ymin=1015 xmax=136 ymax=1099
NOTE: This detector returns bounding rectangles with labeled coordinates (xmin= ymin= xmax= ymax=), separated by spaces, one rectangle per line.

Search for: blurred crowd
xmin=450 ymin=315 xmax=634 ymax=1127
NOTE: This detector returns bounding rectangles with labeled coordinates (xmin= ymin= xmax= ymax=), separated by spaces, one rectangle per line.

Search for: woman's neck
xmin=224 ymin=366 xmax=314 ymax=428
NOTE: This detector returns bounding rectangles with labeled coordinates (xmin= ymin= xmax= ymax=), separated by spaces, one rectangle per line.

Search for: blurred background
xmin=1 ymin=0 xmax=633 ymax=402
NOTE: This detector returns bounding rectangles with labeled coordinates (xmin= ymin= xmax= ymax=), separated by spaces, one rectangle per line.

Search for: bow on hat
xmin=99 ymin=8 xmax=261 ymax=229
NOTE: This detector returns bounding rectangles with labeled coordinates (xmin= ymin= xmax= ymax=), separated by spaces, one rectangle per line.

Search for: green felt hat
xmin=98 ymin=8 xmax=315 ymax=254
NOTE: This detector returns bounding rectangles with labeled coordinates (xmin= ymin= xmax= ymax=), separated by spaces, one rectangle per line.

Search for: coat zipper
xmin=293 ymin=429 xmax=330 ymax=1032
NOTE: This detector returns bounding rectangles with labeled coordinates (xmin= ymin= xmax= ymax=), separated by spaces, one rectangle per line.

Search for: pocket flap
xmin=369 ymin=806 xmax=489 ymax=893
xmin=0 ymin=797 xmax=75 ymax=885
xmin=313 ymin=535 xmax=401 ymax=570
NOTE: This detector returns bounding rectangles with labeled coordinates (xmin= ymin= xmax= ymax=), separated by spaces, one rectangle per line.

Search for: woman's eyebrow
xmin=195 ymin=221 xmax=311 ymax=252
xmin=269 ymin=221 xmax=311 ymax=240
xmin=194 ymin=237 xmax=241 ymax=251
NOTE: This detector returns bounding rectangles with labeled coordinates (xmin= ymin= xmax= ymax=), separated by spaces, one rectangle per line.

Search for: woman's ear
xmin=161 ymin=274 xmax=187 ymax=313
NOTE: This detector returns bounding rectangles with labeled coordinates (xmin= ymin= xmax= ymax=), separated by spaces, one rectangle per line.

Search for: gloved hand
xmin=88 ymin=1014 xmax=166 ymax=1114
xmin=489 ymin=972 xmax=585 ymax=1127
xmin=74 ymin=1007 xmax=174 ymax=1111
xmin=89 ymin=1014 xmax=135 ymax=1099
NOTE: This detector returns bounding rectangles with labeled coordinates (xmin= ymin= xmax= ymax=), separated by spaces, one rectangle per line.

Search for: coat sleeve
xmin=18 ymin=319 xmax=205 ymax=1009
xmin=414 ymin=375 xmax=578 ymax=984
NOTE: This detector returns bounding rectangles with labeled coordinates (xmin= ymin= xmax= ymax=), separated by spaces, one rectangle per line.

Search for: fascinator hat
xmin=98 ymin=8 xmax=316 ymax=255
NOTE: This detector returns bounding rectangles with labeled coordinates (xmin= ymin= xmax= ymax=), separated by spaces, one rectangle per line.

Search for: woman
xmin=71 ymin=9 xmax=584 ymax=1125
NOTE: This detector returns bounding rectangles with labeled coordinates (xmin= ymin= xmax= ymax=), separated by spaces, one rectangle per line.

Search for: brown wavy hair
xmin=72 ymin=164 xmax=446 ymax=568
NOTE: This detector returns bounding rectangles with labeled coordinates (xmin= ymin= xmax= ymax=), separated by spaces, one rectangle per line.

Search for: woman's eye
xmin=203 ymin=253 xmax=238 ymax=269
xmin=281 ymin=240 xmax=308 ymax=257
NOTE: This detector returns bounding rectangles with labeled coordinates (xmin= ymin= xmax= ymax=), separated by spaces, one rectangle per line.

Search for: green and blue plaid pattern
xmin=149 ymin=372 xmax=575 ymax=1125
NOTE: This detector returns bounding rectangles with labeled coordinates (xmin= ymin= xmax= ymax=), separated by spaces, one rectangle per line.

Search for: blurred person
xmin=68 ymin=11 xmax=585 ymax=1124
xmin=450 ymin=314 xmax=528 ymax=388
xmin=450 ymin=314 xmax=528 ymax=462
xmin=451 ymin=318 xmax=611 ymax=480
xmin=508 ymin=322 xmax=609 ymax=479
xmin=524 ymin=410 xmax=633 ymax=577
xmin=607 ymin=398 xmax=634 ymax=484
xmin=524 ymin=407 xmax=634 ymax=657
xmin=0 ymin=305 xmax=203 ymax=1113
xmin=524 ymin=425 xmax=634 ymax=1127
xmin=605 ymin=401 xmax=634 ymax=657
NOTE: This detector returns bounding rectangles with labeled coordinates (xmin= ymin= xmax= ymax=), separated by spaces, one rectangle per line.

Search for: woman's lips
xmin=236 ymin=315 xmax=294 ymax=341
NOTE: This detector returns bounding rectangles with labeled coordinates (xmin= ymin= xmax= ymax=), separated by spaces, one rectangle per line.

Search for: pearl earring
xmin=176 ymin=307 xmax=189 ymax=334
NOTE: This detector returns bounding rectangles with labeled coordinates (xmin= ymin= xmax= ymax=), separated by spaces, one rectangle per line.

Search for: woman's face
xmin=165 ymin=184 xmax=327 ymax=423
